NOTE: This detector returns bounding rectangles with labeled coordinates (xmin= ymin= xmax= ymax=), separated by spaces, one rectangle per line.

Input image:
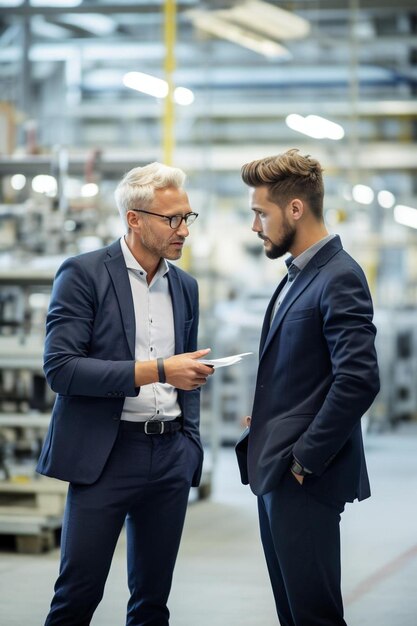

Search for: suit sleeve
xmin=182 ymin=279 xmax=202 ymax=444
xmin=43 ymin=257 xmax=138 ymax=398
xmin=292 ymin=268 xmax=380 ymax=476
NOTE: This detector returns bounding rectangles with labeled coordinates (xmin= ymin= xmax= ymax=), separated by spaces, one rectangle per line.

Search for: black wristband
xmin=157 ymin=358 xmax=166 ymax=384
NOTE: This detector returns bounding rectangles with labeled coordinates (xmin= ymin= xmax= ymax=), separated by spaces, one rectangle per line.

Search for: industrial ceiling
xmin=0 ymin=1 xmax=416 ymax=177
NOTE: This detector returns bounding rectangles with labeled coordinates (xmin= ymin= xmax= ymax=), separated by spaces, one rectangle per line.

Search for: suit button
xmin=112 ymin=414 xmax=119 ymax=420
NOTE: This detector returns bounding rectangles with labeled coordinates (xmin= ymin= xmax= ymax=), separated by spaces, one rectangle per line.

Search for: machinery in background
xmin=0 ymin=264 xmax=67 ymax=553
xmin=203 ymin=290 xmax=266 ymax=446
xmin=0 ymin=263 xmax=57 ymax=482
xmin=369 ymin=309 xmax=417 ymax=431
xmin=204 ymin=298 xmax=417 ymax=441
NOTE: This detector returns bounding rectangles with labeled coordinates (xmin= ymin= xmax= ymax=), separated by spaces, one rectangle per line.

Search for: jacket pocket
xmin=285 ymin=307 xmax=315 ymax=321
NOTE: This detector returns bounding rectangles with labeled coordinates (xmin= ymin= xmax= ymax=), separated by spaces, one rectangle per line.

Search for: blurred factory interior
xmin=0 ymin=0 xmax=417 ymax=624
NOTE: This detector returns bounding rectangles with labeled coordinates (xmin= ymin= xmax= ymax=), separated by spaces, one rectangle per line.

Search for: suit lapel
xmin=261 ymin=264 xmax=319 ymax=360
xmin=104 ymin=241 xmax=136 ymax=359
xmin=259 ymin=276 xmax=287 ymax=356
xmin=167 ymin=266 xmax=185 ymax=354
xmin=260 ymin=236 xmax=343 ymax=362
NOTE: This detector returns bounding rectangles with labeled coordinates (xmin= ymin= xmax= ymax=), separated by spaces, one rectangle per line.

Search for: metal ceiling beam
xmin=1 ymin=36 xmax=416 ymax=64
xmin=29 ymin=99 xmax=417 ymax=119
xmin=0 ymin=1 xmax=197 ymax=16
xmin=2 ymin=141 xmax=417 ymax=173
xmin=109 ymin=98 xmax=417 ymax=116
xmin=1 ymin=0 xmax=416 ymax=17
xmin=293 ymin=0 xmax=417 ymax=11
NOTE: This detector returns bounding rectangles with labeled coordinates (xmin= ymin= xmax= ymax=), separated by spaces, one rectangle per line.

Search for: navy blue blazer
xmin=236 ymin=236 xmax=380 ymax=503
xmin=36 ymin=240 xmax=203 ymax=486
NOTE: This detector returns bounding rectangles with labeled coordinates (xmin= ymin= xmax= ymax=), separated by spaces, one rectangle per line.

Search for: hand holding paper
xmin=198 ymin=352 xmax=253 ymax=369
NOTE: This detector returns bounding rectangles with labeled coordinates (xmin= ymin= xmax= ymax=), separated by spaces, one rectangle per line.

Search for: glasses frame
xmin=131 ymin=209 xmax=199 ymax=229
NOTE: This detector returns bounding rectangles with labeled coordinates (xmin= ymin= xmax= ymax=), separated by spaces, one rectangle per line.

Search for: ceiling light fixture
xmin=377 ymin=190 xmax=396 ymax=209
xmin=189 ymin=11 xmax=290 ymax=59
xmin=81 ymin=183 xmax=99 ymax=198
xmin=223 ymin=1 xmax=310 ymax=41
xmin=31 ymin=16 xmax=72 ymax=39
xmin=0 ymin=1 xmax=23 ymax=7
xmin=286 ymin=114 xmax=345 ymax=140
xmin=11 ymin=174 xmax=26 ymax=191
xmin=174 ymin=87 xmax=195 ymax=106
xmin=32 ymin=175 xmax=57 ymax=196
xmin=394 ymin=205 xmax=417 ymax=230
xmin=188 ymin=1 xmax=306 ymax=60
xmin=30 ymin=0 xmax=83 ymax=6
xmin=123 ymin=72 xmax=195 ymax=106
xmin=124 ymin=72 xmax=168 ymax=99
xmin=352 ymin=184 xmax=375 ymax=205
xmin=57 ymin=14 xmax=116 ymax=37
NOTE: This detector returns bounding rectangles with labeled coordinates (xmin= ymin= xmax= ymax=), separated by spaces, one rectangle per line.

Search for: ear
xmin=126 ymin=210 xmax=141 ymax=231
xmin=289 ymin=198 xmax=304 ymax=222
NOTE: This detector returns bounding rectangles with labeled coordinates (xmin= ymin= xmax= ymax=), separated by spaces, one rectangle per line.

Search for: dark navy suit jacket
xmin=37 ymin=240 xmax=203 ymax=486
xmin=236 ymin=236 xmax=380 ymax=503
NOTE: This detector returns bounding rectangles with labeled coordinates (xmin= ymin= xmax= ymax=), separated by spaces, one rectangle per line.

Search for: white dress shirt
xmin=120 ymin=236 xmax=181 ymax=422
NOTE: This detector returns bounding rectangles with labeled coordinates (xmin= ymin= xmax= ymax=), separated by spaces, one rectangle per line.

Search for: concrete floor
xmin=1 ymin=422 xmax=417 ymax=625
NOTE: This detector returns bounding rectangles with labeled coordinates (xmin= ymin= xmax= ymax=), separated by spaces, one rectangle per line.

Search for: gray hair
xmin=114 ymin=162 xmax=186 ymax=229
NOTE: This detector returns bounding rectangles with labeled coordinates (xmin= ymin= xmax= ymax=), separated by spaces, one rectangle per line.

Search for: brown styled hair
xmin=241 ymin=148 xmax=324 ymax=220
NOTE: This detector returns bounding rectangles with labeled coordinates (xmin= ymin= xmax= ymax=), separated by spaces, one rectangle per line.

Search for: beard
xmin=260 ymin=221 xmax=296 ymax=259
xmin=141 ymin=220 xmax=184 ymax=260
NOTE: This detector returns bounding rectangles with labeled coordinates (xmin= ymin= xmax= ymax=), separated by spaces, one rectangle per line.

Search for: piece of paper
xmin=199 ymin=352 xmax=253 ymax=368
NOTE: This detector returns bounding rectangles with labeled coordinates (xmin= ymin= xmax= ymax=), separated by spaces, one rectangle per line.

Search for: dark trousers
xmin=45 ymin=426 xmax=197 ymax=626
xmin=258 ymin=471 xmax=347 ymax=626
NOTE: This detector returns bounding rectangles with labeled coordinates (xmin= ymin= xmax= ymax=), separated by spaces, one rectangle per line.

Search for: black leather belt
xmin=120 ymin=419 xmax=182 ymax=435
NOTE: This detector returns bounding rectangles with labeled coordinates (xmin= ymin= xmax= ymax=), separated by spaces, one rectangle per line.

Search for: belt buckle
xmin=144 ymin=420 xmax=164 ymax=435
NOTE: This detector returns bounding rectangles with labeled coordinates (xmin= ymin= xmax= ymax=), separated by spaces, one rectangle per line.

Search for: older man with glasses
xmin=37 ymin=162 xmax=214 ymax=626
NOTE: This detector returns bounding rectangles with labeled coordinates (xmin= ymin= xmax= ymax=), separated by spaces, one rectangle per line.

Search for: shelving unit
xmin=0 ymin=265 xmax=63 ymax=551
xmin=0 ymin=477 xmax=67 ymax=553
xmin=0 ymin=413 xmax=50 ymax=428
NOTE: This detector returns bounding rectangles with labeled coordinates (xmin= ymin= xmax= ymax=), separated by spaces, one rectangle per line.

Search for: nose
xmin=177 ymin=219 xmax=189 ymax=237
xmin=252 ymin=213 xmax=261 ymax=233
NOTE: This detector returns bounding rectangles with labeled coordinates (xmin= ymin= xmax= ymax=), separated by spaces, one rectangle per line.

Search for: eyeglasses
xmin=132 ymin=209 xmax=199 ymax=229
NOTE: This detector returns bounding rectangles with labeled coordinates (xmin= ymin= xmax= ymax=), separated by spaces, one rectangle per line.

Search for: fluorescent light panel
xmin=174 ymin=87 xmax=194 ymax=106
xmin=123 ymin=72 xmax=168 ymax=98
xmin=123 ymin=72 xmax=195 ymax=106
xmin=31 ymin=0 xmax=83 ymax=6
xmin=81 ymin=183 xmax=99 ymax=198
xmin=32 ymin=16 xmax=72 ymax=39
xmin=377 ymin=190 xmax=395 ymax=209
xmin=11 ymin=174 xmax=26 ymax=190
xmin=58 ymin=14 xmax=116 ymax=36
xmin=394 ymin=205 xmax=417 ymax=229
xmin=286 ymin=113 xmax=344 ymax=140
xmin=32 ymin=174 xmax=57 ymax=196
xmin=190 ymin=11 xmax=290 ymax=59
xmin=225 ymin=1 xmax=310 ymax=41
xmin=352 ymin=184 xmax=374 ymax=205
